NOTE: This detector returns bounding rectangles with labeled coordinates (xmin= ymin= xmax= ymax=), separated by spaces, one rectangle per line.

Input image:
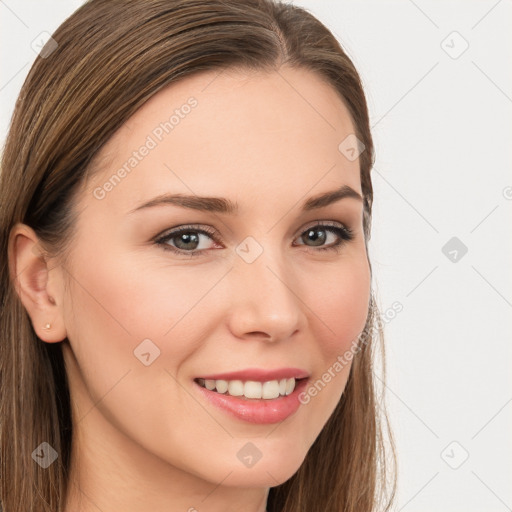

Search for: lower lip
xmin=193 ymin=378 xmax=309 ymax=424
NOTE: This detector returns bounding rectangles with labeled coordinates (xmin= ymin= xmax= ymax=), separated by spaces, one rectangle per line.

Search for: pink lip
xmin=196 ymin=367 xmax=310 ymax=382
xmin=193 ymin=377 xmax=310 ymax=424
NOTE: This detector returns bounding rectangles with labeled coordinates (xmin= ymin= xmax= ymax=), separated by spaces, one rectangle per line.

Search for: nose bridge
xmin=228 ymin=240 xmax=304 ymax=340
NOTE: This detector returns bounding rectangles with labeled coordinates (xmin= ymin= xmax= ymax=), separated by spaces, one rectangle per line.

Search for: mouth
xmin=192 ymin=373 xmax=311 ymax=424
xmin=193 ymin=367 xmax=310 ymax=399
xmin=193 ymin=377 xmax=308 ymax=401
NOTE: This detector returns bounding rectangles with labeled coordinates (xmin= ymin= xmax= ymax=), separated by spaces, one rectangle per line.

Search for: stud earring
xmin=43 ymin=323 xmax=51 ymax=330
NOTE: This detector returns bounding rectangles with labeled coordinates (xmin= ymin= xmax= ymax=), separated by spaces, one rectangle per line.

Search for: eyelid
xmin=299 ymin=219 xmax=346 ymax=232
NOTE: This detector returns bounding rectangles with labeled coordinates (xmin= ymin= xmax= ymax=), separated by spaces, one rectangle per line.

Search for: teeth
xmin=262 ymin=380 xmax=280 ymax=399
xmin=244 ymin=380 xmax=263 ymax=399
xmin=197 ymin=377 xmax=297 ymax=399
xmin=204 ymin=379 xmax=216 ymax=390
xmin=228 ymin=380 xmax=244 ymax=396
xmin=285 ymin=377 xmax=295 ymax=395
xmin=215 ymin=380 xmax=228 ymax=394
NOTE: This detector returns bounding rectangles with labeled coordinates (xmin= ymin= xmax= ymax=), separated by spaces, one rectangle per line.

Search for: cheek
xmin=64 ymin=245 xmax=224 ymax=357
xmin=61 ymin=246 xmax=231 ymax=422
xmin=294 ymin=254 xmax=370 ymax=441
xmin=61 ymin=247 xmax=223 ymax=451
xmin=308 ymin=256 xmax=371 ymax=359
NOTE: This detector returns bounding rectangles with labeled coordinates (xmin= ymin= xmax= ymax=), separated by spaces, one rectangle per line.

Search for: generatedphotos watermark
xmin=93 ymin=97 xmax=198 ymax=200
xmin=298 ymin=301 xmax=403 ymax=405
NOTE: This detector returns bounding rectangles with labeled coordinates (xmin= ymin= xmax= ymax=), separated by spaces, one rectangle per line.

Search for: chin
xmin=223 ymin=463 xmax=301 ymax=488
xmin=223 ymin=447 xmax=307 ymax=488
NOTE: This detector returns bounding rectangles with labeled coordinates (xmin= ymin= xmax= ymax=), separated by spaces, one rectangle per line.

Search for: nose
xmin=226 ymin=249 xmax=306 ymax=343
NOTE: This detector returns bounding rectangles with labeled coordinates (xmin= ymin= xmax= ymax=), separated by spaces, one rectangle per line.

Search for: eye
xmin=154 ymin=221 xmax=354 ymax=258
xmin=154 ymin=224 xmax=220 ymax=258
xmin=293 ymin=221 xmax=354 ymax=253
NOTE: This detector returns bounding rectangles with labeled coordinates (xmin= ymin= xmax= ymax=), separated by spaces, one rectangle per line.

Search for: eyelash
xmin=154 ymin=222 xmax=354 ymax=258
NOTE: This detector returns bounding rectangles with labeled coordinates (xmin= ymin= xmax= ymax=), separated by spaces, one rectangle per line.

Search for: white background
xmin=1 ymin=1 xmax=511 ymax=510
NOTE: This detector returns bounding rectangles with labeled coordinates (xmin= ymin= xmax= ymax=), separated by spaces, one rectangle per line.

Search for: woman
xmin=0 ymin=0 xmax=397 ymax=510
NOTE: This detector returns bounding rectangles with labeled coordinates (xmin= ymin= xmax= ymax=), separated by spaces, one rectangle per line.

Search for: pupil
xmin=176 ymin=232 xmax=199 ymax=250
xmin=305 ymin=228 xmax=326 ymax=246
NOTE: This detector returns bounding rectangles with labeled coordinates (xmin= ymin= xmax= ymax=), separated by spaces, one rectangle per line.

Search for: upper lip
xmin=195 ymin=367 xmax=310 ymax=382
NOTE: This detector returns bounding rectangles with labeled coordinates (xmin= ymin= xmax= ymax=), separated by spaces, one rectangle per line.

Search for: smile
xmin=193 ymin=376 xmax=310 ymax=424
xmin=195 ymin=377 xmax=298 ymax=399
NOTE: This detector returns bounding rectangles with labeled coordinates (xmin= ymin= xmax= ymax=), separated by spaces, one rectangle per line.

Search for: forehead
xmin=83 ymin=66 xmax=361 ymax=216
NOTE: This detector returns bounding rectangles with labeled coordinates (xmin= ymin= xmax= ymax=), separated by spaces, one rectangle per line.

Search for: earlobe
xmin=8 ymin=222 xmax=67 ymax=343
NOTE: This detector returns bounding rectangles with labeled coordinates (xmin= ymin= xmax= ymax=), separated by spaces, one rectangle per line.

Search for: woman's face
xmin=56 ymin=66 xmax=371 ymax=494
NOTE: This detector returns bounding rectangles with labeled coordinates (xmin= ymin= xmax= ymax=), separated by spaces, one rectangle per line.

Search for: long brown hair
xmin=0 ymin=1 xmax=397 ymax=510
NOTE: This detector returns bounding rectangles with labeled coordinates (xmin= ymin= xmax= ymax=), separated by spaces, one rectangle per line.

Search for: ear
xmin=8 ymin=222 xmax=67 ymax=343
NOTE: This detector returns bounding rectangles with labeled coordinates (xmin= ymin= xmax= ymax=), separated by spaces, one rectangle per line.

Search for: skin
xmin=10 ymin=66 xmax=371 ymax=512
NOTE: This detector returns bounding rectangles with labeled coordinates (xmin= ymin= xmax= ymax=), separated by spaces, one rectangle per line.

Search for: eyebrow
xmin=128 ymin=184 xmax=363 ymax=215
